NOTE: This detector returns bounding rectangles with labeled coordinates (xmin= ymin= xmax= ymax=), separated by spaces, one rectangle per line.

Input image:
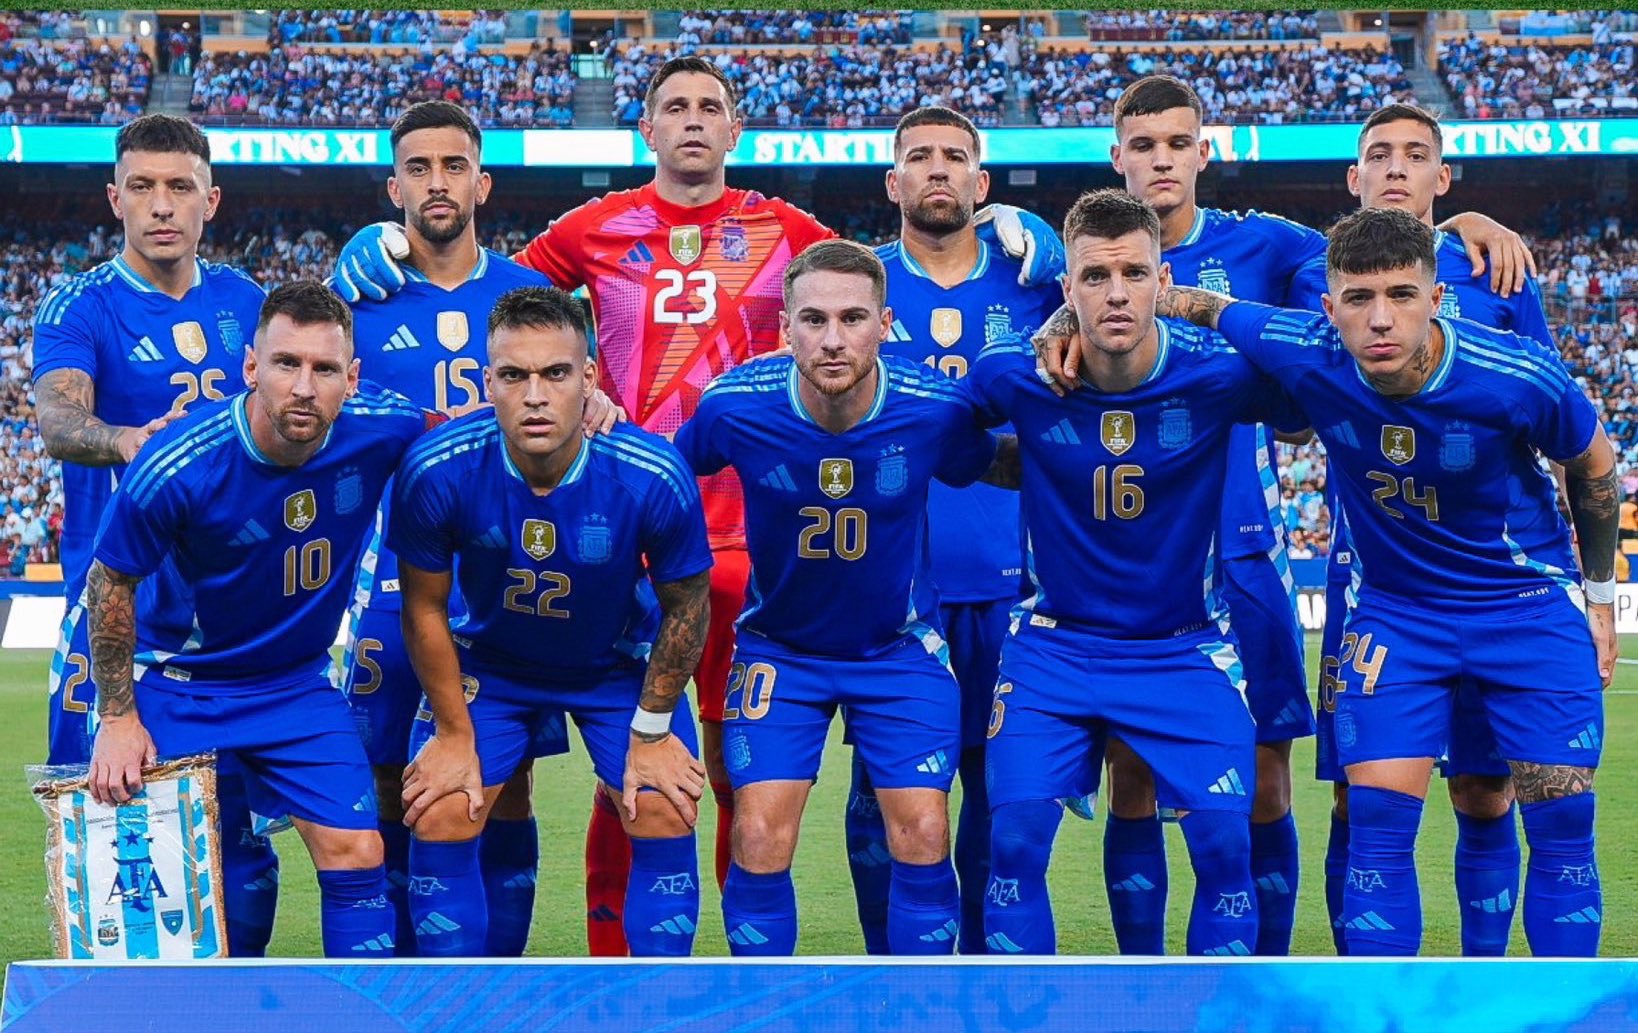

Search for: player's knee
xmin=989 ymin=801 xmax=1060 ymax=878
xmin=882 ymin=804 xmax=949 ymax=865
xmin=1447 ymin=773 xmax=1513 ymax=819
xmin=730 ymin=801 xmax=799 ymax=872
xmin=625 ymin=790 xmax=695 ymax=840
xmin=410 ymin=792 xmax=487 ymax=844
xmin=1332 ymin=783 xmax=1350 ymax=822
xmin=489 ymin=764 xmax=535 ymax=821
xmin=307 ymin=827 xmax=385 ymax=871
xmin=1252 ymin=744 xmax=1293 ymax=822
xmin=1180 ymin=810 xmax=1251 ymax=875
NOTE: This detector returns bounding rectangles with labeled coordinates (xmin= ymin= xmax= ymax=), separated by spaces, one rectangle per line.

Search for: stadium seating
xmin=675 ymin=11 xmax=914 ymax=47
xmin=0 ymin=11 xmax=150 ymax=125
xmin=1083 ymin=10 xmax=1320 ymax=43
xmin=1438 ymin=36 xmax=1637 ymax=118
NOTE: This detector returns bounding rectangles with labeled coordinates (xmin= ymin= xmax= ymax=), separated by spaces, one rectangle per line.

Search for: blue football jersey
xmin=875 ymin=238 xmax=1062 ymax=604
xmin=967 ymin=322 xmax=1304 ymax=638
xmin=1166 ymin=208 xmax=1327 ymax=562
xmin=674 ymin=355 xmax=997 ymax=658
xmin=1220 ymin=302 xmax=1596 ymax=614
xmin=388 ymin=417 xmax=712 ymax=684
xmin=91 ymin=384 xmax=428 ymax=692
xmin=343 ymin=248 xmax=549 ymax=612
xmin=32 ymin=257 xmax=264 ymax=602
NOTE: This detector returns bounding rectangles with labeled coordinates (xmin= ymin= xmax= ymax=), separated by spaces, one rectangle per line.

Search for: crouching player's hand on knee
xmin=89 ymin=714 xmax=157 ymax=805
xmin=624 ymin=724 xmax=706 ymax=827
xmin=403 ymin=730 xmax=484 ymax=825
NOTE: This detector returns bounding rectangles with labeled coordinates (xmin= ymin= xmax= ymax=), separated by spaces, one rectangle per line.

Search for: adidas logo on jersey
xmin=1345 ymin=911 xmax=1395 ymax=932
xmin=474 ymin=526 xmax=507 ymax=549
xmin=620 ymin=241 xmax=655 ymax=267
xmin=650 ymin=914 xmax=696 ymax=936
xmin=759 ymin=464 xmax=798 ymax=492
xmin=382 ymin=325 xmax=423 ymax=351
xmin=915 ymin=749 xmax=950 ymax=775
xmin=128 ymin=336 xmax=164 ymax=363
xmin=1273 ymin=699 xmax=1311 ymax=728
xmin=1327 ymin=421 xmax=1361 ymax=449
xmin=1554 ymin=907 xmax=1601 ymax=925
xmin=985 ymin=931 xmax=1025 ymax=953
xmin=886 ymin=319 xmax=912 ymax=343
xmin=586 ymin=904 xmax=619 ymax=923
xmin=726 ymin=922 xmax=770 ymax=946
xmin=1202 ymin=939 xmax=1252 ymax=957
xmin=1109 ymin=873 xmax=1155 ymax=893
xmin=350 ymin=934 xmax=395 ymax=952
xmin=918 ymin=919 xmax=958 ymax=944
xmin=1568 ymin=724 xmax=1601 ymax=750
xmin=1041 ymin=419 xmax=1081 ymax=445
xmin=1469 ymin=888 xmax=1513 ymax=914
xmin=229 ymin=519 xmax=270 ymax=546
xmin=1207 ymin=768 xmax=1247 ymax=796
xmin=1256 ymin=873 xmax=1292 ymax=896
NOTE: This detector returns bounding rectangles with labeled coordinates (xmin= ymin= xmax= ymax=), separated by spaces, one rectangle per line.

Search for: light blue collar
xmin=1352 ymin=317 xmax=1458 ymax=396
xmin=501 ymin=429 xmax=590 ymax=487
xmin=403 ymin=247 xmax=491 ymax=286
xmin=112 ymin=255 xmax=204 ymax=294
xmin=894 ymin=239 xmax=989 ymax=283
xmin=787 ymin=358 xmax=888 ymax=429
xmin=231 ymin=392 xmax=332 ymax=466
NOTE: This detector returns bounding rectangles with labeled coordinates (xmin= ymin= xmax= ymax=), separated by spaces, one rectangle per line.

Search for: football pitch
xmin=2 ymin=635 xmax=1635 ymax=962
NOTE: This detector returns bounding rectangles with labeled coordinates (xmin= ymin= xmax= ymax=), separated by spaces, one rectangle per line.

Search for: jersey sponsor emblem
xmin=1196 ymin=260 xmax=1232 ymax=297
xmin=1159 ymin=400 xmax=1192 ymax=450
xmin=1439 ymin=421 xmax=1476 ymax=472
xmin=1100 ymin=411 xmax=1135 ymax=456
xmin=820 ymin=458 xmax=854 ymax=499
xmin=876 ymin=452 xmax=908 ymax=496
xmin=522 ymin=518 xmax=557 ymax=560
xmin=669 ymin=225 xmax=703 ymax=264
xmin=172 ymin=321 xmax=208 ymax=365
xmin=1380 ymin=425 xmax=1416 ymax=466
xmin=930 ymin=308 xmax=962 ymax=348
xmin=334 ymin=467 xmax=364 ymax=515
xmin=284 ymin=488 xmax=318 ymax=531
xmin=578 ymin=515 xmax=611 ymax=563
xmin=161 ymin=909 xmax=185 ymax=934
xmin=96 ymin=917 xmax=120 ymax=947
xmin=216 ymin=311 xmax=245 ymax=354
xmin=436 ymin=311 xmax=469 ymax=353
xmin=720 ymin=224 xmax=750 ymax=262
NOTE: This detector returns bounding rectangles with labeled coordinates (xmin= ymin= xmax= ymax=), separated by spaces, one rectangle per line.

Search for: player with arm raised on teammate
xmin=337 ymin=100 xmax=619 ymax=958
xmin=85 ymin=282 xmax=433 ymax=958
xmin=1162 ymin=205 xmax=1614 ymax=958
xmin=391 ymin=287 xmax=712 ymax=957
xmin=841 ymin=106 xmax=1066 ymax=955
xmin=31 ymin=114 xmax=279 ymax=956
xmin=1029 ymin=75 xmax=1536 ymax=957
xmin=675 ymin=240 xmax=1016 ymax=955
xmin=330 ymin=58 xmax=1064 ymax=954
xmin=972 ymin=189 xmax=1307 ymax=958
xmin=1291 ymin=103 xmax=1560 ymax=957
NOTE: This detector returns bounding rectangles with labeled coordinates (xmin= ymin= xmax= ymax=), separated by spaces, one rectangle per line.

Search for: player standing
xmin=675 ymin=240 xmax=1012 ymax=955
xmin=390 ymin=287 xmax=712 ymax=957
xmin=1163 ymin=205 xmax=1614 ymax=957
xmin=85 ymin=282 xmax=431 ymax=958
xmin=32 ymin=114 xmax=279 ymax=956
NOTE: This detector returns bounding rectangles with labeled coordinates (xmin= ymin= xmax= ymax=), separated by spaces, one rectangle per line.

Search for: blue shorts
xmin=986 ymin=619 xmax=1256 ymax=817
xmin=1313 ymin=574 xmax=1352 ymax=784
xmin=407 ymin=661 xmax=694 ymax=790
xmin=343 ymin=606 xmax=571 ymax=768
xmin=943 ymin=599 xmax=1011 ymax=750
xmin=1441 ymin=677 xmax=1511 ymax=778
xmin=139 ymin=678 xmax=377 ymax=831
xmin=46 ymin=603 xmax=94 ymax=765
xmin=1222 ymin=555 xmax=1314 ymax=745
xmin=1333 ymin=595 xmax=1603 ymax=771
xmin=723 ymin=633 xmax=960 ymax=791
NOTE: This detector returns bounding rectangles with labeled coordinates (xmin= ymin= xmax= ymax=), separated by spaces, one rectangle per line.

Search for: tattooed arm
xmin=86 ymin=559 xmax=156 ymax=805
xmin=1031 ymin=304 xmax=1082 ymax=392
xmin=1155 ymin=285 xmax=1236 ymax=330
xmin=980 ymin=434 xmax=1022 ymax=490
xmin=35 ymin=369 xmax=177 ymax=466
xmin=623 ymin=569 xmax=710 ymax=824
xmin=1562 ymin=426 xmax=1619 ymax=688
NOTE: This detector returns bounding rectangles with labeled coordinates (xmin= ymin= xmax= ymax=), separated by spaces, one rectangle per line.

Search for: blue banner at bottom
xmin=5 ymin=958 xmax=1638 ymax=1032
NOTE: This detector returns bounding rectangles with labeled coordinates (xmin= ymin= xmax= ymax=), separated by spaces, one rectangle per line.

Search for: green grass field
xmin=3 ymin=636 xmax=1635 ymax=961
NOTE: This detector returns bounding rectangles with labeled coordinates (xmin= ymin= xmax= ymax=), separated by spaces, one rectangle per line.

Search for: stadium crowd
xmin=1438 ymin=36 xmax=1637 ymax=118
xmin=0 ymin=10 xmax=150 ymax=125
xmin=1083 ymin=9 xmax=1320 ymax=43
xmin=272 ymin=10 xmax=509 ymax=48
xmin=674 ymin=10 xmax=914 ymax=47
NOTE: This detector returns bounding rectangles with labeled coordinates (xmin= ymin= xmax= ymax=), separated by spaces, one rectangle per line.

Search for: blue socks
xmin=722 ymin=863 xmax=798 ymax=955
xmin=983 ymin=800 xmax=1061 ymax=954
xmin=1341 ymin=787 xmax=1424 ymax=956
xmin=316 ymin=866 xmax=394 ymax=957
xmin=954 ymin=745 xmax=991 ymax=955
xmin=844 ymin=755 xmax=891 ymax=954
xmin=1521 ymin=793 xmax=1601 ymax=957
xmin=219 ymin=774 xmax=278 ymax=957
xmin=887 ymin=860 xmax=960 ymax=955
xmin=1103 ymin=814 xmax=1167 ymax=954
xmin=1324 ymin=809 xmax=1350 ymax=955
xmin=1181 ymin=810 xmax=1258 ymax=957
xmin=408 ymin=837 xmax=486 ymax=957
xmin=1454 ymin=807 xmax=1520 ymax=956
xmin=480 ymin=817 xmax=538 ymax=956
xmin=625 ymin=834 xmax=700 ymax=957
xmin=378 ymin=820 xmax=415 ymax=957
xmin=1251 ymin=812 xmax=1299 ymax=955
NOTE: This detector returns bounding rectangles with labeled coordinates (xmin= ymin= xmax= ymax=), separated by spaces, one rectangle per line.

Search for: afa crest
xmin=669 ymin=225 xmax=703 ymax=264
xmin=820 ymin=458 xmax=854 ymax=499
xmin=720 ymin=224 xmax=749 ymax=262
xmin=930 ymin=308 xmax=962 ymax=349
xmin=1437 ymin=287 xmax=1461 ymax=318
xmin=876 ymin=451 xmax=908 ymax=497
xmin=522 ymin=519 xmax=556 ymax=561
xmin=578 ymin=514 xmax=612 ymax=564
xmin=1159 ymin=400 xmax=1192 ymax=450
xmin=436 ymin=311 xmax=469 ymax=353
xmin=334 ymin=467 xmax=364 ymax=515
xmin=172 ymin=321 xmax=207 ymax=365
xmin=983 ymin=305 xmax=1015 ymax=347
xmin=1100 ymin=411 xmax=1136 ymax=457
xmin=284 ymin=489 xmax=318 ymax=532
xmin=96 ymin=917 xmax=120 ymax=947
xmin=1380 ymin=425 xmax=1416 ymax=466
xmin=216 ymin=311 xmax=244 ymax=355
xmin=1195 ymin=260 xmax=1232 ymax=297
xmin=1439 ymin=421 xmax=1476 ymax=472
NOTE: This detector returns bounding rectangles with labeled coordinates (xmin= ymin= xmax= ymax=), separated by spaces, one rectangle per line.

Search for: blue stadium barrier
xmin=6 ymin=958 xmax=1638 ymax=1032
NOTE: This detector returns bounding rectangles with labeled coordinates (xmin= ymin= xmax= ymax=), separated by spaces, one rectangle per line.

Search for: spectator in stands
xmin=1439 ymin=36 xmax=1635 ymax=117
xmin=0 ymin=17 xmax=151 ymax=124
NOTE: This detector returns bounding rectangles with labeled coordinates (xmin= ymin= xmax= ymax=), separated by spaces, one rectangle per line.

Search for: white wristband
xmin=630 ymin=707 xmax=672 ymax=737
xmin=1584 ymin=578 xmax=1617 ymax=605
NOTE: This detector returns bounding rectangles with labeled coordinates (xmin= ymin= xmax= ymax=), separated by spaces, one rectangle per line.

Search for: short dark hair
xmin=1326 ymin=206 xmax=1438 ymax=283
xmin=644 ymin=56 xmax=738 ymax=117
xmin=115 ymin=113 xmax=210 ymax=165
xmin=255 ymin=281 xmax=353 ymax=346
xmin=782 ymin=239 xmax=886 ymax=310
xmin=391 ymin=100 xmax=482 ymax=156
xmin=487 ymin=286 xmax=589 ymax=345
xmin=1113 ymin=75 xmax=1202 ymax=133
xmin=1062 ymin=189 xmax=1162 ymax=254
xmin=1358 ymin=102 xmax=1444 ymax=154
xmin=893 ymin=106 xmax=982 ymax=160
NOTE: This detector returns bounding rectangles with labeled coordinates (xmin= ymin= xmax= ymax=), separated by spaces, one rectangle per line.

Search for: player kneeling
xmin=392 ymin=287 xmax=712 ymax=957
